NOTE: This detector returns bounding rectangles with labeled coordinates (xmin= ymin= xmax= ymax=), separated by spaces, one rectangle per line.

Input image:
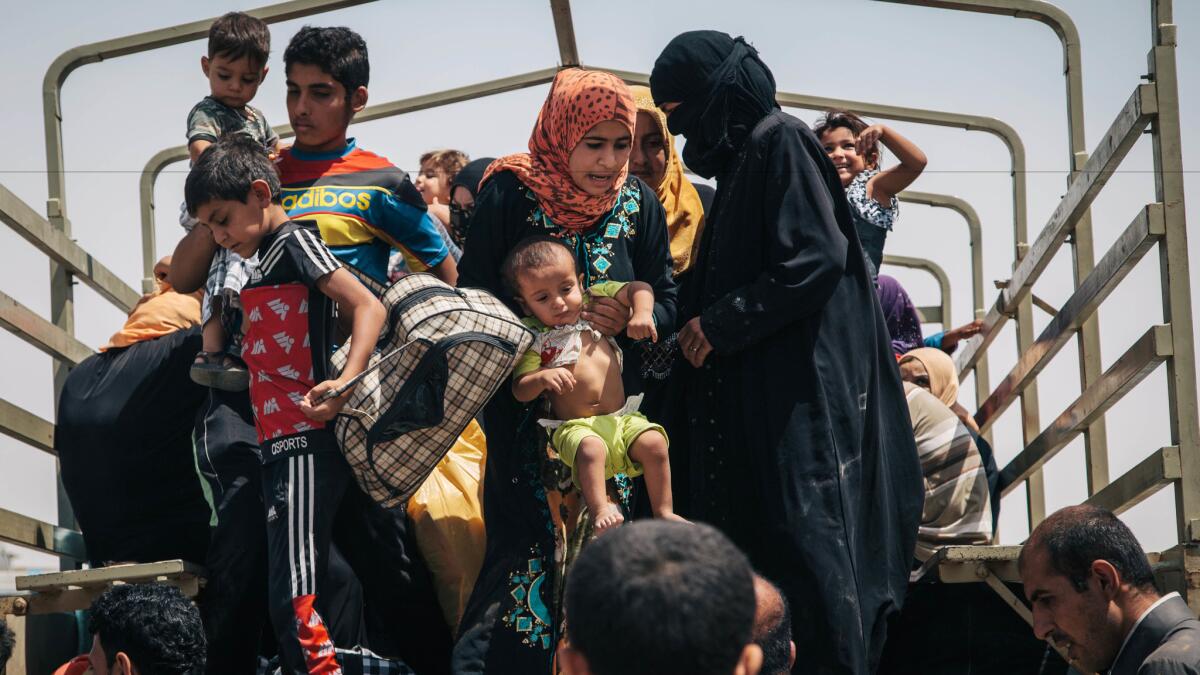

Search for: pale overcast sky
xmin=0 ymin=0 xmax=1197 ymax=571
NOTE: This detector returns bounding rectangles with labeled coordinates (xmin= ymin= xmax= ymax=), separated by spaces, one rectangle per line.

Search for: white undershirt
xmin=1109 ymin=592 xmax=1180 ymax=673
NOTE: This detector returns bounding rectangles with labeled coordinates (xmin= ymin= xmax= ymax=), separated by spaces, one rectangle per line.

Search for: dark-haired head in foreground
xmin=1019 ymin=505 xmax=1159 ymax=672
xmin=753 ymin=575 xmax=795 ymax=675
xmin=86 ymin=584 xmax=205 ymax=675
xmin=560 ymin=520 xmax=762 ymax=675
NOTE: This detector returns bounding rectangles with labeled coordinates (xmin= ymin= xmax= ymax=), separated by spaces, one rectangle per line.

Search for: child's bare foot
xmin=657 ymin=512 xmax=690 ymax=524
xmin=592 ymin=503 xmax=625 ymax=536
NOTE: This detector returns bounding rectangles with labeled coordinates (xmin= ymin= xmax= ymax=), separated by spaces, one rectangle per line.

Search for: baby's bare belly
xmin=548 ymin=339 xmax=626 ymax=420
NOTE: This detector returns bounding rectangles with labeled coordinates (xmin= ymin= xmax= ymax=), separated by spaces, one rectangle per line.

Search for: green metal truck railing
xmin=880 ymin=0 xmax=1109 ymax=531
xmin=896 ymin=190 xmax=988 ymax=403
xmin=885 ymin=0 xmax=1200 ymax=614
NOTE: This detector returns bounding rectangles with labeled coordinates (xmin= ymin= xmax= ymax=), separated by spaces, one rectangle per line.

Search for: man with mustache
xmin=1019 ymin=505 xmax=1200 ymax=674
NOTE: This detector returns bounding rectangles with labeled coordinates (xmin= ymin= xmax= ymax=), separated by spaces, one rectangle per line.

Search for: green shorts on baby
xmin=551 ymin=406 xmax=667 ymax=484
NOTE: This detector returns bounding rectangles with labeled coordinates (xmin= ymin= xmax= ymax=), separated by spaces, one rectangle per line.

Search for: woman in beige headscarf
xmin=899 ymin=347 xmax=976 ymax=431
xmin=900 ymin=346 xmax=1001 ymax=531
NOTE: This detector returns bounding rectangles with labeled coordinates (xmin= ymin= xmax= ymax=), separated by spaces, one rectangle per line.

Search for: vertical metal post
xmin=1012 ymin=135 xmax=1044 ymax=528
xmin=1148 ymin=0 xmax=1200 ymax=566
xmin=1059 ymin=13 xmax=1110 ymax=498
xmin=1017 ymin=302 xmax=1045 ymax=526
xmin=42 ymin=91 xmax=73 ymax=400
xmin=41 ymin=78 xmax=77 ymax=572
xmin=548 ymin=0 xmax=579 ymax=67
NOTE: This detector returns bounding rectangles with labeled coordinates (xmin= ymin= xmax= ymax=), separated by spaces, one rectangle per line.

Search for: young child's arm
xmin=168 ymin=225 xmax=220 ymax=293
xmin=614 ymin=281 xmax=657 ymax=343
xmin=300 ymin=269 xmax=386 ymax=421
xmin=860 ymin=124 xmax=928 ymax=204
xmin=512 ymin=367 xmax=576 ymax=403
xmin=188 ymin=139 xmax=213 ymax=165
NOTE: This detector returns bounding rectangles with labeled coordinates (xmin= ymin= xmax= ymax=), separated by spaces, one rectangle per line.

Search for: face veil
xmin=650 ymin=31 xmax=779 ymax=178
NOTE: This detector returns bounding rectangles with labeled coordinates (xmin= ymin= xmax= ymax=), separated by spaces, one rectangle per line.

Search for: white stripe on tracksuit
xmin=295 ymin=228 xmax=340 ymax=274
xmin=287 ymin=454 xmax=317 ymax=598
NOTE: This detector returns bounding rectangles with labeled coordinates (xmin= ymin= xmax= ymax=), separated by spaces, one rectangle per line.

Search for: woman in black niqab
xmin=447 ymin=156 xmax=495 ymax=249
xmin=650 ymin=31 xmax=778 ymax=178
xmin=650 ymin=30 xmax=923 ymax=674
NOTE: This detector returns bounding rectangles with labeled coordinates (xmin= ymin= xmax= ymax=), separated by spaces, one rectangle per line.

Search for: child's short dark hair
xmin=813 ymin=109 xmax=881 ymax=168
xmin=501 ymin=236 xmax=576 ymax=297
xmin=185 ymin=135 xmax=282 ymax=216
xmin=208 ymin=12 xmax=270 ymax=69
xmin=284 ymin=26 xmax=369 ymax=97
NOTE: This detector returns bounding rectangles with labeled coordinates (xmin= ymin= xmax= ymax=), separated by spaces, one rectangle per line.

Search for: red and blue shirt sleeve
xmin=375 ymin=179 xmax=450 ymax=271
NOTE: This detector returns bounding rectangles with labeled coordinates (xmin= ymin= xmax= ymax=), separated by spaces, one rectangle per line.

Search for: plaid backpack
xmin=330 ymin=273 xmax=533 ymax=508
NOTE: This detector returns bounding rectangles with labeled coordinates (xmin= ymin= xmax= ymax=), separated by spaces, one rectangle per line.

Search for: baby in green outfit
xmin=505 ymin=236 xmax=683 ymax=535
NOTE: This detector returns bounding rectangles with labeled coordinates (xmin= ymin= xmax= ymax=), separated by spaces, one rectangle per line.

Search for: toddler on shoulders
xmin=184 ymin=11 xmax=280 ymax=390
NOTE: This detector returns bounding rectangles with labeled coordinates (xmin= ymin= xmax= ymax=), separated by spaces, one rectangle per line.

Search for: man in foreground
xmin=86 ymin=584 xmax=206 ymax=675
xmin=558 ymin=521 xmax=762 ymax=675
xmin=1020 ymin=505 xmax=1200 ymax=674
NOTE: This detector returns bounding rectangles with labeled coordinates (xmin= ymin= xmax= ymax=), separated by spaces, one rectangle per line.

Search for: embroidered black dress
xmin=665 ymin=109 xmax=924 ymax=673
xmin=452 ymin=172 xmax=676 ymax=674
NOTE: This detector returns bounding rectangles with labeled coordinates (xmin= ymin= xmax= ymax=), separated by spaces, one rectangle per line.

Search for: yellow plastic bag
xmin=407 ymin=419 xmax=487 ymax=630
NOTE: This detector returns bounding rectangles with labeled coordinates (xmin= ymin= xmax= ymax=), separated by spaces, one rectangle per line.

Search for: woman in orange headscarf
xmin=454 ymin=68 xmax=676 ymax=673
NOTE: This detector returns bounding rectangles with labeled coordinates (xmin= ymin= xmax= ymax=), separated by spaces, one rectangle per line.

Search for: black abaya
xmin=666 ymin=109 xmax=923 ymax=674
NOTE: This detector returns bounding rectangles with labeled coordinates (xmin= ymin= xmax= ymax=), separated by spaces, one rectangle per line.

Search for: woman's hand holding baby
xmin=581 ymin=296 xmax=630 ymax=336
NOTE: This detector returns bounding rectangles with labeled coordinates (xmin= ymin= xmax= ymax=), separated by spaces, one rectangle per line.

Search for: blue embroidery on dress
xmin=503 ymin=546 xmax=553 ymax=650
xmin=612 ymin=473 xmax=633 ymax=508
xmin=520 ymin=181 xmax=641 ymax=286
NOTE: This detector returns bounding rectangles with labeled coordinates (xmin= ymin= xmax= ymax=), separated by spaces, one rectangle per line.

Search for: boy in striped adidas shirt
xmin=185 ymin=135 xmax=390 ymax=675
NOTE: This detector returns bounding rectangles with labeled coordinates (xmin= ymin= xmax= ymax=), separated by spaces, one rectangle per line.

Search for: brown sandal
xmin=190 ymin=351 xmax=250 ymax=391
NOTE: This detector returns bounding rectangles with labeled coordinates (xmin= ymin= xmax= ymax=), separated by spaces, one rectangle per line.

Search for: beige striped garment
xmin=905 ymin=382 xmax=994 ymax=562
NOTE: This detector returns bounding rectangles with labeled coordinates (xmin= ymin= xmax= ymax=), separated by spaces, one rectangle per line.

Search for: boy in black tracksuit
xmin=185 ymin=135 xmax=403 ymax=674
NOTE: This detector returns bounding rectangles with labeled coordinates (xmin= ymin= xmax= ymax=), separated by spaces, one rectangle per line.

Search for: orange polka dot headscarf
xmin=485 ymin=68 xmax=636 ymax=231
